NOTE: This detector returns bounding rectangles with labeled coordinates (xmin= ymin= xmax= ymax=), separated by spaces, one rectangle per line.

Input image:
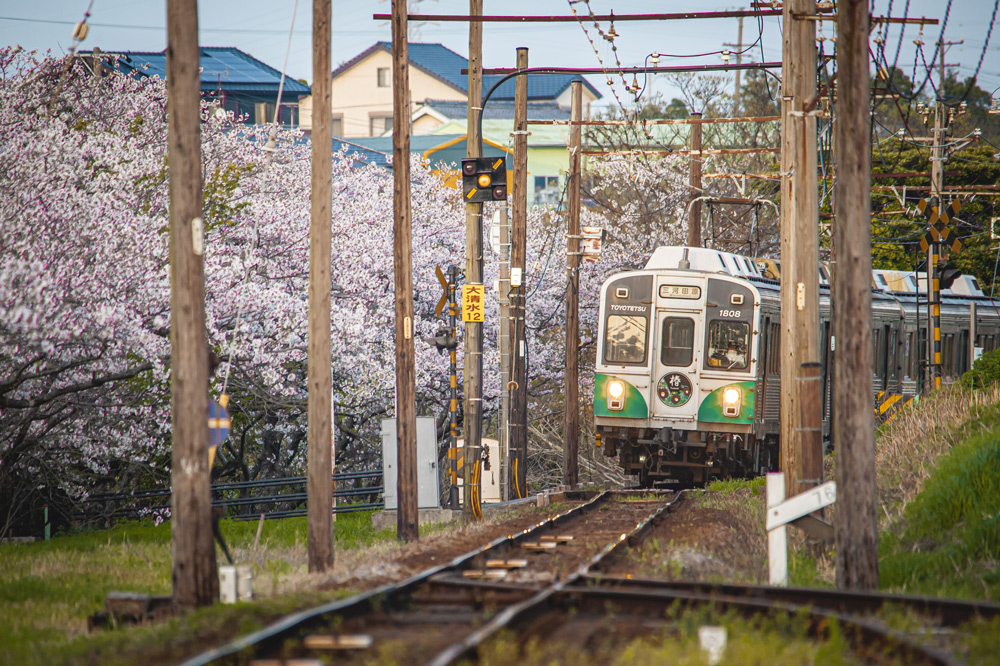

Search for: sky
xmin=2 ymin=1 xmax=999 ymax=113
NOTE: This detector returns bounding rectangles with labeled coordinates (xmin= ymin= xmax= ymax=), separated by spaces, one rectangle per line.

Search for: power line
xmin=0 ymin=15 xmax=313 ymax=34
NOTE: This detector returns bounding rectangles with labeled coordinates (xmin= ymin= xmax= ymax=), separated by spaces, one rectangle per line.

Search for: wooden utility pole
xmin=463 ymin=0 xmax=484 ymax=517
xmin=166 ymin=0 xmax=217 ymax=609
xmin=723 ymin=16 xmax=745 ymax=111
xmin=833 ymin=0 xmax=878 ymax=591
xmin=307 ymin=0 xmax=334 ymax=572
xmin=563 ymin=81 xmax=582 ymax=488
xmin=779 ymin=0 xmax=821 ymax=495
xmin=391 ymin=0 xmax=419 ymax=541
xmin=509 ymin=46 xmax=529 ymax=498
xmin=688 ymin=111 xmax=703 ymax=247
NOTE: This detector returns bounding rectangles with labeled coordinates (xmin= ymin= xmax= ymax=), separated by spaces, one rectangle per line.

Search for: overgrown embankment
xmin=873 ymin=351 xmax=1000 ymax=600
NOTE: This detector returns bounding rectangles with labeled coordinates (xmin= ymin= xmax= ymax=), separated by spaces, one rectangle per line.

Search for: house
xmin=299 ymin=42 xmax=600 ymax=138
xmin=331 ymin=134 xmax=513 ymax=189
xmin=108 ymin=47 xmax=311 ymax=127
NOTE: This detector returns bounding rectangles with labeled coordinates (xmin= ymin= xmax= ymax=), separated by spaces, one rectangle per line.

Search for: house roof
xmin=418 ymin=99 xmax=571 ymax=121
xmin=332 ymin=42 xmax=601 ymax=102
xmin=331 ymin=42 xmax=469 ymax=94
xmin=111 ymin=47 xmax=311 ymax=97
xmin=336 ymin=134 xmax=510 ymax=170
xmin=483 ymin=73 xmax=600 ymax=102
xmin=431 ymin=119 xmax=578 ymax=148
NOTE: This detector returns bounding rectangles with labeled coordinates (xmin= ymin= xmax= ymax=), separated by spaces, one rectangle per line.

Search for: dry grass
xmin=797 ymin=385 xmax=1000 ymax=587
xmin=873 ymin=386 xmax=1000 ymax=529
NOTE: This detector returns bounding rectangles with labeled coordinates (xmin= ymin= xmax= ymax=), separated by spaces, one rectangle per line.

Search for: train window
xmin=767 ymin=322 xmax=781 ymax=375
xmin=942 ymin=334 xmax=955 ymax=376
xmin=958 ymin=331 xmax=970 ymax=375
xmin=706 ymin=320 xmax=750 ymax=370
xmin=660 ymin=317 xmax=695 ymax=367
xmin=604 ymin=315 xmax=648 ymax=365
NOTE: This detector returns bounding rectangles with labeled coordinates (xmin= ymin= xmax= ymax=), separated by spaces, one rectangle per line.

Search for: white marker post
xmin=765 ymin=473 xmax=837 ymax=586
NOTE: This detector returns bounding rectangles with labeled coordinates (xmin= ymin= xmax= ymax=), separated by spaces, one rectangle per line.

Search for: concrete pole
xmin=926 ymin=45 xmax=946 ymax=392
xmin=563 ymin=81 xmax=583 ymax=488
xmin=498 ymin=207 xmax=511 ymax=500
xmin=509 ymin=47 xmax=529 ymax=498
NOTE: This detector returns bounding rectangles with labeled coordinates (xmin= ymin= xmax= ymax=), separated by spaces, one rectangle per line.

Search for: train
xmin=593 ymin=246 xmax=1000 ymax=486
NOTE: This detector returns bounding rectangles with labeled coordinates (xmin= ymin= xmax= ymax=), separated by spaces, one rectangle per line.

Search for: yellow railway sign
xmin=461 ymin=284 xmax=485 ymax=323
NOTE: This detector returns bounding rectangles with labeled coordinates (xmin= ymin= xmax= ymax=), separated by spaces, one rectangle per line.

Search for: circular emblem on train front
xmin=657 ymin=373 xmax=692 ymax=407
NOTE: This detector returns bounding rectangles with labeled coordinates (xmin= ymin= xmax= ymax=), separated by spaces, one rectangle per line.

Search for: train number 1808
xmin=718 ymin=309 xmax=742 ymax=318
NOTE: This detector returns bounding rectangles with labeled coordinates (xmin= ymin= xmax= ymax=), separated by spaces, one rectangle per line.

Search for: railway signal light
xmin=430 ymin=328 xmax=458 ymax=354
xmin=461 ymin=157 xmax=507 ymax=203
xmin=938 ymin=261 xmax=961 ymax=290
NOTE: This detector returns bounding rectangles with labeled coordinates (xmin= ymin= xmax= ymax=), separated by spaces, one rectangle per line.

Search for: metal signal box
xmin=381 ymin=417 xmax=440 ymax=510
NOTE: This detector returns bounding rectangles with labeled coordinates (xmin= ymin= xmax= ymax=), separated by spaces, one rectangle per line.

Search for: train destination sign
xmin=659 ymin=284 xmax=702 ymax=299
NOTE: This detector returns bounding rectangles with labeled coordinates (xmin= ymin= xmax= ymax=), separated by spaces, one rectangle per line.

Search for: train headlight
xmin=722 ymin=387 xmax=741 ymax=418
xmin=607 ymin=379 xmax=626 ymax=411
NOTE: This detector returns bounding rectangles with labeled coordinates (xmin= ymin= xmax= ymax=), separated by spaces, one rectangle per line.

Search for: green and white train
xmin=593 ymin=246 xmax=999 ymax=486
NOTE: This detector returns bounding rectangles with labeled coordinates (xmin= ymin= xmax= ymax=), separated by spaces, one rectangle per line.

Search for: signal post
xmin=460 ymin=155 xmax=508 ymax=518
xmin=463 ymin=0 xmax=484 ymax=519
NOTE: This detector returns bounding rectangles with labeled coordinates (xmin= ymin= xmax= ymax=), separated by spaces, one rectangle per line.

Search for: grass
xmin=706 ymin=476 xmax=765 ymax=493
xmin=0 ymin=511 xmax=393 ymax=666
xmin=877 ymin=393 xmax=1000 ymax=600
xmin=784 ymin=385 xmax=1000 ymax=599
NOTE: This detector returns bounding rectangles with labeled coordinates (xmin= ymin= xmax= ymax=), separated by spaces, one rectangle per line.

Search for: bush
xmin=960 ymin=347 xmax=1000 ymax=389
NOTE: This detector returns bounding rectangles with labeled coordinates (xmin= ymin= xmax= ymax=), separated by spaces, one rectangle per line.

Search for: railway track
xmin=183 ymin=490 xmax=999 ymax=666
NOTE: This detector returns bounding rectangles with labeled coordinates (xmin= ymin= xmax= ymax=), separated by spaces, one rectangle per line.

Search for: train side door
xmin=650 ymin=310 xmax=701 ymax=420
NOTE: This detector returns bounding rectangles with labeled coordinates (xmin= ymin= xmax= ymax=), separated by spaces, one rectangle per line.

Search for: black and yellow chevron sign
xmin=918 ymin=198 xmax=963 ymax=253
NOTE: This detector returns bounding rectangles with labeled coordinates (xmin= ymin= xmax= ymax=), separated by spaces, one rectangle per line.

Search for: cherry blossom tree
xmin=1 ymin=48 xmax=699 ymax=533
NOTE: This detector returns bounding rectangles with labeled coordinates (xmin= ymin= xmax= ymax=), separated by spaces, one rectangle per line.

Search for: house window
xmin=331 ymin=116 xmax=343 ymax=136
xmin=377 ymin=67 xmax=390 ymax=87
xmin=370 ymin=114 xmax=393 ymax=136
xmin=254 ymin=102 xmax=275 ymax=125
xmin=533 ymin=176 xmax=561 ymax=204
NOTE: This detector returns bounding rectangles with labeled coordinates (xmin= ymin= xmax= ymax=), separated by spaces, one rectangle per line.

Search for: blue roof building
xmin=109 ymin=47 xmax=311 ymax=127
xmin=305 ymin=42 xmax=599 ymax=138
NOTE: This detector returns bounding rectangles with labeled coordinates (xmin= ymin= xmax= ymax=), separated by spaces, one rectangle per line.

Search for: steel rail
xmin=180 ymin=489 xmax=608 ymax=665
xmin=582 ymin=577 xmax=1000 ymax=626
xmin=426 ymin=488 xmax=964 ymax=666
xmin=554 ymin=584 xmax=960 ymax=666
xmin=426 ymin=491 xmax=684 ymax=665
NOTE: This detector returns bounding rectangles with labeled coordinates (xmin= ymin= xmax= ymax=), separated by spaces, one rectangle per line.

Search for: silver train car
xmin=593 ymin=246 xmax=1000 ymax=486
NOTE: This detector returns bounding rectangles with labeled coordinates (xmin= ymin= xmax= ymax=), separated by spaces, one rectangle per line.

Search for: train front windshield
xmin=706 ymin=320 xmax=749 ymax=370
xmin=605 ymin=315 xmax=647 ymax=364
